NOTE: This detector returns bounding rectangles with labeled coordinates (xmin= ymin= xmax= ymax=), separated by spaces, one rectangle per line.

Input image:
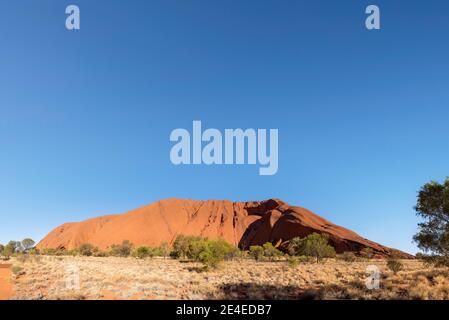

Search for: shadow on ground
xmin=206 ymin=281 xmax=370 ymax=300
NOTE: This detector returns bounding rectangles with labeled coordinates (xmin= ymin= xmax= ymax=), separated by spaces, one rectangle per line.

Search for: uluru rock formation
xmin=37 ymin=198 xmax=411 ymax=258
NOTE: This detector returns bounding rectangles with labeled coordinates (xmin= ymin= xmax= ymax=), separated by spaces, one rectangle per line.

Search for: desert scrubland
xmin=1 ymin=256 xmax=448 ymax=300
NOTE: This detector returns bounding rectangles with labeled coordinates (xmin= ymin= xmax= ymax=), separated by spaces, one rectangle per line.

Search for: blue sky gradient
xmin=1 ymin=0 xmax=449 ymax=253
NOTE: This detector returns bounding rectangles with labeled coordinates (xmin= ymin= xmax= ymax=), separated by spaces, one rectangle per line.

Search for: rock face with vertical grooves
xmin=37 ymin=198 xmax=412 ymax=258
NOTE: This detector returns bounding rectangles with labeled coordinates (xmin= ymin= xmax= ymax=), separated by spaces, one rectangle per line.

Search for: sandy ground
xmin=0 ymin=264 xmax=13 ymax=300
xmin=4 ymin=256 xmax=449 ymax=300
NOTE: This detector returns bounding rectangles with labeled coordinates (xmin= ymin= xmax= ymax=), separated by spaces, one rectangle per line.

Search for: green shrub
xmin=79 ymin=243 xmax=95 ymax=256
xmin=223 ymin=244 xmax=239 ymax=261
xmin=199 ymin=249 xmax=220 ymax=269
xmin=262 ymin=242 xmax=282 ymax=261
xmin=3 ymin=241 xmax=20 ymax=258
xmin=172 ymin=235 xmax=203 ymax=259
xmin=198 ymin=239 xmax=237 ymax=269
xmin=170 ymin=249 xmax=181 ymax=259
xmin=67 ymin=248 xmax=79 ymax=257
xmin=134 ymin=246 xmax=156 ymax=259
xmin=237 ymin=250 xmax=249 ymax=260
xmin=11 ymin=265 xmax=24 ymax=275
xmin=287 ymin=256 xmax=300 ymax=267
xmin=287 ymin=233 xmax=336 ymax=263
xmin=387 ymin=258 xmax=403 ymax=274
xmin=28 ymin=248 xmax=38 ymax=255
xmin=249 ymin=245 xmax=264 ymax=261
xmin=169 ymin=236 xmax=238 ymax=269
xmin=205 ymin=240 xmax=235 ymax=261
xmin=187 ymin=238 xmax=209 ymax=260
xmin=110 ymin=240 xmax=133 ymax=257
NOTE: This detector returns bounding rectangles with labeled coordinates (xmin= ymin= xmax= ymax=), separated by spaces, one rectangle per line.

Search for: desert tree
xmin=413 ymin=178 xmax=449 ymax=266
xmin=21 ymin=238 xmax=35 ymax=252
xmin=3 ymin=241 xmax=18 ymax=258
xmin=288 ymin=233 xmax=336 ymax=263
xmin=172 ymin=235 xmax=203 ymax=259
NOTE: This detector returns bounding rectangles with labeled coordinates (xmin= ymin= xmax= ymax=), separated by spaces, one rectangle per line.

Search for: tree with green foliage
xmin=0 ymin=244 xmax=4 ymax=257
xmin=7 ymin=241 xmax=18 ymax=252
xmin=187 ymin=238 xmax=209 ymax=260
xmin=170 ymin=235 xmax=239 ymax=269
xmin=21 ymin=238 xmax=35 ymax=252
xmin=208 ymin=240 xmax=238 ymax=262
xmin=3 ymin=241 xmax=20 ymax=258
xmin=287 ymin=233 xmax=336 ymax=263
xmin=413 ymin=178 xmax=449 ymax=266
xmin=198 ymin=239 xmax=237 ymax=269
xmin=249 ymin=245 xmax=264 ymax=261
xmin=172 ymin=235 xmax=203 ymax=259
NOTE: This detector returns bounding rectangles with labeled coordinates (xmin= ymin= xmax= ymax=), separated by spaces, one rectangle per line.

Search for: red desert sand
xmin=37 ymin=198 xmax=411 ymax=258
xmin=0 ymin=264 xmax=13 ymax=300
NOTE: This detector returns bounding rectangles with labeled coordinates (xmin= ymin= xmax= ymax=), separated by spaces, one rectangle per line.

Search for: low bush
xmin=387 ymin=258 xmax=403 ymax=274
xmin=287 ymin=256 xmax=300 ymax=267
xmin=262 ymin=242 xmax=282 ymax=261
xmin=249 ymin=245 xmax=264 ymax=262
xmin=110 ymin=240 xmax=133 ymax=257
xmin=170 ymin=235 xmax=239 ymax=269
xmin=287 ymin=233 xmax=336 ymax=263
xmin=79 ymin=243 xmax=95 ymax=257
xmin=11 ymin=265 xmax=24 ymax=275
xmin=134 ymin=246 xmax=157 ymax=259
xmin=172 ymin=235 xmax=203 ymax=259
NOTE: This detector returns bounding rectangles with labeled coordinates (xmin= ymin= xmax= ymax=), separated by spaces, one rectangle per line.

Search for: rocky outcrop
xmin=37 ymin=198 xmax=412 ymax=258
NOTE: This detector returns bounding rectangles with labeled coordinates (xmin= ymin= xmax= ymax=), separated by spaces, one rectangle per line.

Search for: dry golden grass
xmin=6 ymin=255 xmax=449 ymax=300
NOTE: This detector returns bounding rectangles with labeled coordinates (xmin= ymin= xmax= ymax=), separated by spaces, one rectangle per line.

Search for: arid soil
xmin=3 ymin=256 xmax=449 ymax=300
xmin=37 ymin=198 xmax=411 ymax=258
xmin=0 ymin=264 xmax=13 ymax=300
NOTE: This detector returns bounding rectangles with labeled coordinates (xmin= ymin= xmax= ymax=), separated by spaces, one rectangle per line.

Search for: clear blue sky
xmin=1 ymin=1 xmax=448 ymax=254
